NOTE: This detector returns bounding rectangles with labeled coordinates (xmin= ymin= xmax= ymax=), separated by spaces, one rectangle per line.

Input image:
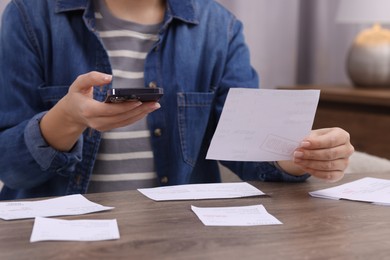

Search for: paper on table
xmin=138 ymin=182 xmax=265 ymax=201
xmin=30 ymin=217 xmax=120 ymax=242
xmin=206 ymin=88 xmax=320 ymax=161
xmin=309 ymin=177 xmax=390 ymax=206
xmin=191 ymin=204 xmax=282 ymax=226
xmin=0 ymin=194 xmax=114 ymax=220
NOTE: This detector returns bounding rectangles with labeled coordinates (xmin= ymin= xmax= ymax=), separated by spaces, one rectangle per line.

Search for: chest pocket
xmin=177 ymin=92 xmax=215 ymax=167
xmin=38 ymin=85 xmax=69 ymax=109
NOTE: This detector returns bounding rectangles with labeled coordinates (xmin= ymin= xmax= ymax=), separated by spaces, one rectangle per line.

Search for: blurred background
xmin=0 ymin=0 xmax=372 ymax=89
xmin=216 ymin=0 xmax=374 ymax=89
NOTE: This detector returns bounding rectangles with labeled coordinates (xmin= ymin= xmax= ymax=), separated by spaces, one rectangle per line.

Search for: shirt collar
xmin=166 ymin=0 xmax=198 ymax=24
xmin=55 ymin=0 xmax=198 ymax=24
xmin=55 ymin=0 xmax=89 ymax=13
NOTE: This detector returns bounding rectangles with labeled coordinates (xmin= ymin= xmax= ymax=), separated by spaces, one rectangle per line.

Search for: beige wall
xmin=217 ymin=0 xmax=366 ymax=87
xmin=217 ymin=0 xmax=300 ymax=89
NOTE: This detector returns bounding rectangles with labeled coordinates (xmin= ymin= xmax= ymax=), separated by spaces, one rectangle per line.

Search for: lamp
xmin=336 ymin=0 xmax=390 ymax=88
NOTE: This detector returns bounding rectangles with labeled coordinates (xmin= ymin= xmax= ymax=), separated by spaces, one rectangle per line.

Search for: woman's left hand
xmin=278 ymin=127 xmax=355 ymax=182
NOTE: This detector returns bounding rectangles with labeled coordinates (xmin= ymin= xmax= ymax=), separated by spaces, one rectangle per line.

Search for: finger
xmin=294 ymin=156 xmax=349 ymax=172
xmin=302 ymin=127 xmax=351 ymax=150
xmin=294 ymin=143 xmax=354 ymax=161
xmin=95 ymin=101 xmax=160 ymax=118
xmin=91 ymin=109 xmax=149 ymax=131
xmin=89 ymin=103 xmax=161 ymax=130
xmin=300 ymin=166 xmax=345 ymax=183
xmin=98 ymin=112 xmax=150 ymax=131
xmin=87 ymin=100 xmax=143 ymax=118
xmin=70 ymin=71 xmax=112 ymax=93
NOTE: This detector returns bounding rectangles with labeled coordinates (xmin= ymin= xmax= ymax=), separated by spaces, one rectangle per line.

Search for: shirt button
xmin=148 ymin=81 xmax=157 ymax=88
xmin=160 ymin=176 xmax=168 ymax=184
xmin=154 ymin=128 xmax=162 ymax=137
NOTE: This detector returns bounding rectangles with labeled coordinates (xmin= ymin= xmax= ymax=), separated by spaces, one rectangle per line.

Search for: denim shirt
xmin=0 ymin=0 xmax=309 ymax=200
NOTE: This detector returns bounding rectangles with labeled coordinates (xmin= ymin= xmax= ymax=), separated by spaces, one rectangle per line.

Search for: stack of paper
xmin=0 ymin=194 xmax=119 ymax=242
xmin=309 ymin=177 xmax=390 ymax=206
xmin=30 ymin=217 xmax=120 ymax=243
xmin=138 ymin=182 xmax=283 ymax=226
xmin=138 ymin=182 xmax=265 ymax=201
xmin=0 ymin=194 xmax=114 ymax=220
xmin=191 ymin=204 xmax=282 ymax=226
xmin=206 ymin=88 xmax=320 ymax=162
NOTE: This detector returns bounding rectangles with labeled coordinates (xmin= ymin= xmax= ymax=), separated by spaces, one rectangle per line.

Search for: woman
xmin=0 ymin=0 xmax=354 ymax=200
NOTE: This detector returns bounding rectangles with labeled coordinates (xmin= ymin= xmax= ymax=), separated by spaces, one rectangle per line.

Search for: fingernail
xmin=153 ymin=103 xmax=161 ymax=109
xmin=103 ymin=74 xmax=112 ymax=81
xmin=294 ymin=151 xmax=304 ymax=158
xmin=300 ymin=141 xmax=310 ymax=148
xmin=294 ymin=158 xmax=302 ymax=163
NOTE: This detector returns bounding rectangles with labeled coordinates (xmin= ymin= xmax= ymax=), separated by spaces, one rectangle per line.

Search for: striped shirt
xmin=88 ymin=0 xmax=161 ymax=193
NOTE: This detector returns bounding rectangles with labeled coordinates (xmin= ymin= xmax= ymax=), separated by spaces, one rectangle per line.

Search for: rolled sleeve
xmin=24 ymin=112 xmax=83 ymax=173
xmin=260 ymin=162 xmax=311 ymax=182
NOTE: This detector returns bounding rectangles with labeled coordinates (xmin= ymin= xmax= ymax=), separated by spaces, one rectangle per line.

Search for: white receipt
xmin=191 ymin=204 xmax=282 ymax=226
xmin=309 ymin=177 xmax=390 ymax=205
xmin=30 ymin=217 xmax=120 ymax=242
xmin=138 ymin=182 xmax=265 ymax=201
xmin=0 ymin=194 xmax=114 ymax=220
xmin=206 ymin=88 xmax=320 ymax=161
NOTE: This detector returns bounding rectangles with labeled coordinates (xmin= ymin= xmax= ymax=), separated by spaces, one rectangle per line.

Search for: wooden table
xmin=1 ymin=172 xmax=389 ymax=260
xmin=278 ymin=85 xmax=390 ymax=159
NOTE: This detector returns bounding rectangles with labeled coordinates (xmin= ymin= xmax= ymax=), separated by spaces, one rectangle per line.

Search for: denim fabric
xmin=0 ymin=0 xmax=309 ymax=200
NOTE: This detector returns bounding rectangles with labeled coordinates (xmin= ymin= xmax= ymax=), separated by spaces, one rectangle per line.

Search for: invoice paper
xmin=309 ymin=177 xmax=390 ymax=205
xmin=138 ymin=182 xmax=265 ymax=201
xmin=0 ymin=194 xmax=114 ymax=220
xmin=30 ymin=217 xmax=120 ymax=242
xmin=191 ymin=204 xmax=282 ymax=226
xmin=206 ymin=88 xmax=320 ymax=161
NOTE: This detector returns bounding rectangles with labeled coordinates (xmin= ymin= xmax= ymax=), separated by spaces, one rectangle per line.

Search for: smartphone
xmin=104 ymin=88 xmax=164 ymax=103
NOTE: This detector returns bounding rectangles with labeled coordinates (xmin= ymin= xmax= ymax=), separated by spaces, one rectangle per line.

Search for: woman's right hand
xmin=40 ymin=71 xmax=161 ymax=151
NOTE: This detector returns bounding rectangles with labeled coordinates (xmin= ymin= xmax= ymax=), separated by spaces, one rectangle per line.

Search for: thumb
xmin=69 ymin=71 xmax=112 ymax=94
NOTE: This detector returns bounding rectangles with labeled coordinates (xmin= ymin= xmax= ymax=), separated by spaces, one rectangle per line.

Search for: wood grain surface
xmin=1 ymin=172 xmax=389 ymax=260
